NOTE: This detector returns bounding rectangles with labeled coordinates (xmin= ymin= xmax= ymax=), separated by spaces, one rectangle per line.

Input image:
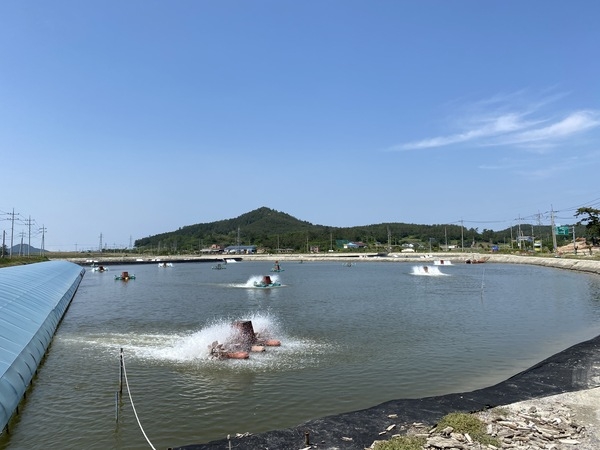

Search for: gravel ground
xmin=368 ymin=388 xmax=600 ymax=449
xmin=481 ymin=387 xmax=600 ymax=450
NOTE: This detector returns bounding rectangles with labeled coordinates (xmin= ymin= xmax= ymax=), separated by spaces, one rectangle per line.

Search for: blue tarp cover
xmin=0 ymin=260 xmax=85 ymax=432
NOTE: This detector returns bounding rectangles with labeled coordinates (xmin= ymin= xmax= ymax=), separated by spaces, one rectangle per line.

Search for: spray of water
xmin=433 ymin=260 xmax=453 ymax=266
xmin=136 ymin=313 xmax=283 ymax=361
xmin=64 ymin=312 xmax=333 ymax=370
xmin=411 ymin=265 xmax=448 ymax=276
xmin=229 ymin=274 xmax=283 ymax=288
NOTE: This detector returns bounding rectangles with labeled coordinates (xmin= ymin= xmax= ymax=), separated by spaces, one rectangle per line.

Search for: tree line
xmin=131 ymin=207 xmax=600 ymax=255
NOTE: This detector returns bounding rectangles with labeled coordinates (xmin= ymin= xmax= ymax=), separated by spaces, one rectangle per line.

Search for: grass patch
xmin=0 ymin=256 xmax=48 ymax=267
xmin=372 ymin=411 xmax=503 ymax=449
xmin=372 ymin=435 xmax=426 ymax=450
xmin=436 ymin=412 xmax=500 ymax=447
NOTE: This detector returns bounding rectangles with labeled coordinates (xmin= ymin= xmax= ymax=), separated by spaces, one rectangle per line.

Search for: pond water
xmin=2 ymin=260 xmax=600 ymax=450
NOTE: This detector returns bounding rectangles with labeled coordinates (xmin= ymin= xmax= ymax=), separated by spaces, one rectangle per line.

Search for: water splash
xmin=62 ymin=313 xmax=331 ymax=370
xmin=137 ymin=314 xmax=282 ymax=361
xmin=230 ymin=274 xmax=283 ymax=288
xmin=433 ymin=260 xmax=453 ymax=266
xmin=411 ymin=265 xmax=448 ymax=276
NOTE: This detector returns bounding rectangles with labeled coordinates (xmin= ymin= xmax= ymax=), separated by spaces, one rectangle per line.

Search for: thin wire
xmin=121 ymin=353 xmax=157 ymax=450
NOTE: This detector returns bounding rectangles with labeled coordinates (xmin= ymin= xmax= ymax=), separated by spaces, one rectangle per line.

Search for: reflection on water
xmin=2 ymin=261 xmax=600 ymax=450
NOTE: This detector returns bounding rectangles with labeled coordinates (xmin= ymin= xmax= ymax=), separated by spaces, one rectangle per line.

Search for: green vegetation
xmin=0 ymin=256 xmax=48 ymax=268
xmin=575 ymin=207 xmax=600 ymax=244
xmin=435 ymin=412 xmax=501 ymax=447
xmin=372 ymin=435 xmax=426 ymax=450
xmin=132 ymin=206 xmax=590 ymax=255
xmin=372 ymin=411 xmax=501 ymax=450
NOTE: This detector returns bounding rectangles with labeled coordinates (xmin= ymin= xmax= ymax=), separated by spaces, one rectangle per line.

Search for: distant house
xmin=223 ymin=245 xmax=256 ymax=254
xmin=201 ymin=244 xmax=224 ymax=254
xmin=336 ymin=240 xmax=367 ymax=250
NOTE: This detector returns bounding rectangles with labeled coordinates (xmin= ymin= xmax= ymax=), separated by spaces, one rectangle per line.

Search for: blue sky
xmin=1 ymin=1 xmax=599 ymax=251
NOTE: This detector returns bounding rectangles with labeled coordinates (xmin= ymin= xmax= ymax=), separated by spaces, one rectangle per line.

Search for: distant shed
xmin=0 ymin=261 xmax=85 ymax=433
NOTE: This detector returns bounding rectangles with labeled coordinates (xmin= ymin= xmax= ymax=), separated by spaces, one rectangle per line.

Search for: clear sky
xmin=1 ymin=1 xmax=599 ymax=251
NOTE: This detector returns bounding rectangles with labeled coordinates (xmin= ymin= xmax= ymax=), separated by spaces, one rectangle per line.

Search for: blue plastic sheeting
xmin=0 ymin=260 xmax=85 ymax=432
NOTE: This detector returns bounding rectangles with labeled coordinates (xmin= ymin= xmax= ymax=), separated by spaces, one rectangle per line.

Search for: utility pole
xmin=534 ymin=211 xmax=542 ymax=252
xmin=460 ymin=219 xmax=464 ymax=252
xmin=510 ymin=225 xmax=514 ymax=250
xmin=444 ymin=226 xmax=448 ymax=251
xmin=28 ymin=216 xmax=32 ymax=256
xmin=19 ymin=232 xmax=25 ymax=256
xmin=9 ymin=208 xmax=20 ymax=258
xmin=517 ymin=215 xmax=523 ymax=250
xmin=39 ymin=225 xmax=46 ymax=254
xmin=23 ymin=215 xmax=34 ymax=257
xmin=550 ymin=206 xmax=557 ymax=254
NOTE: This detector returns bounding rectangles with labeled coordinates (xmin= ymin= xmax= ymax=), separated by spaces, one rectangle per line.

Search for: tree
xmin=574 ymin=207 xmax=600 ymax=244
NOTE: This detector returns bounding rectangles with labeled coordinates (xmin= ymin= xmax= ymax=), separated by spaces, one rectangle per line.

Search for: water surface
xmin=2 ymin=260 xmax=600 ymax=450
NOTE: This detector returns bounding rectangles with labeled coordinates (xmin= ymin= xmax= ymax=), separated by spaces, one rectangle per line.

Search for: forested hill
xmin=135 ymin=207 xmax=323 ymax=250
xmin=133 ymin=206 xmax=569 ymax=253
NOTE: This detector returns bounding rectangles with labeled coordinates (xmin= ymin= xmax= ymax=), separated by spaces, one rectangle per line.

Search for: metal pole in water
xmin=116 ymin=348 xmax=124 ymax=423
xmin=119 ymin=348 xmax=124 ymax=396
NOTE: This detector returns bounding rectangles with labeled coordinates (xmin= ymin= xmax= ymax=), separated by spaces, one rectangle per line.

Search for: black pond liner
xmin=170 ymin=333 xmax=600 ymax=450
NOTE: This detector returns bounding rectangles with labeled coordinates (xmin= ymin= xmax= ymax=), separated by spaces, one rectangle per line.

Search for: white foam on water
xmin=62 ymin=312 xmax=330 ymax=370
xmin=229 ymin=274 xmax=283 ymax=288
xmin=411 ymin=265 xmax=449 ymax=276
xmin=433 ymin=260 xmax=453 ymax=265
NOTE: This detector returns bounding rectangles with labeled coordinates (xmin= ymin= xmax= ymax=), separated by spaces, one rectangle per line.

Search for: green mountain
xmin=135 ymin=207 xmax=326 ymax=252
xmin=133 ymin=206 xmax=578 ymax=254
